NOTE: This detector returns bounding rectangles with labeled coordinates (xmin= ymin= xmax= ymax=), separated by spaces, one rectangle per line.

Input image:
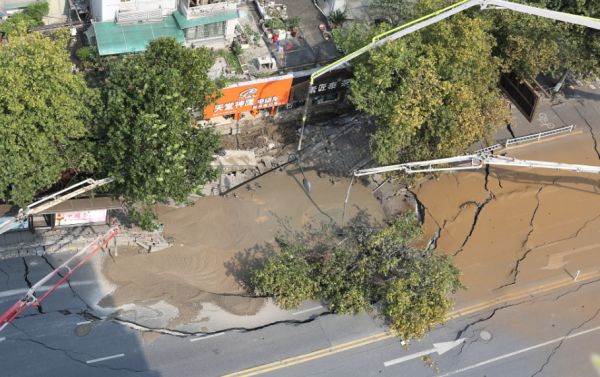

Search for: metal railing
xmin=116 ymin=9 xmax=163 ymax=24
xmin=504 ymin=125 xmax=574 ymax=147
xmin=475 ymin=125 xmax=575 ymax=154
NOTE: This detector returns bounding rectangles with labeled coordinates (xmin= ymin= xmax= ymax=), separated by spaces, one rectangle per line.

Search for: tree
xmin=335 ymin=11 xmax=509 ymax=164
xmin=96 ymin=38 xmax=220 ymax=225
xmin=0 ymin=31 xmax=96 ymax=206
xmin=485 ymin=0 xmax=600 ymax=78
xmin=250 ymin=212 xmax=463 ymax=341
xmin=0 ymin=2 xmax=49 ymax=37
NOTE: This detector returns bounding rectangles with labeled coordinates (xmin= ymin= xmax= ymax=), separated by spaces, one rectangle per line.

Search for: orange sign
xmin=204 ymin=75 xmax=293 ymax=119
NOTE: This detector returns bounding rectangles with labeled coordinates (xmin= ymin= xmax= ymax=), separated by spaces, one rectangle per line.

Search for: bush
xmin=128 ymin=203 xmax=160 ymax=231
xmin=230 ymin=40 xmax=242 ymax=57
xmin=265 ymin=18 xmax=286 ymax=31
xmin=76 ymin=46 xmax=98 ymax=69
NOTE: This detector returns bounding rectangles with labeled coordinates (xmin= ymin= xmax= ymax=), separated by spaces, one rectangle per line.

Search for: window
xmin=185 ymin=21 xmax=226 ymax=40
xmin=312 ymin=92 xmax=339 ymax=105
xmin=187 ymin=0 xmax=225 ymax=7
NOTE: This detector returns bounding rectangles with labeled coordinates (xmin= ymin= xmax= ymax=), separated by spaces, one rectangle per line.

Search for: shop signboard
xmin=290 ymin=69 xmax=353 ymax=103
xmin=204 ymin=75 xmax=293 ymax=119
xmin=55 ymin=210 xmax=107 ymax=226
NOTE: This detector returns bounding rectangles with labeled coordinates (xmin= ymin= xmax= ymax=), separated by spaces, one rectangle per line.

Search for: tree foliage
xmin=0 ymin=2 xmax=49 ymax=37
xmin=96 ymin=38 xmax=220 ymax=210
xmin=335 ymin=11 xmax=508 ymax=164
xmin=485 ymin=0 xmax=600 ymax=78
xmin=250 ymin=212 xmax=463 ymax=341
xmin=0 ymin=31 xmax=95 ymax=206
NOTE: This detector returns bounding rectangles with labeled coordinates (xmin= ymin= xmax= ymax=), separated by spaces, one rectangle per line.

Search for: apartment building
xmin=91 ymin=0 xmax=239 ymax=56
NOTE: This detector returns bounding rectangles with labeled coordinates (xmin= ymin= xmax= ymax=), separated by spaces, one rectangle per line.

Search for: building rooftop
xmin=94 ymin=15 xmax=185 ymax=56
xmin=256 ymin=0 xmax=341 ymax=70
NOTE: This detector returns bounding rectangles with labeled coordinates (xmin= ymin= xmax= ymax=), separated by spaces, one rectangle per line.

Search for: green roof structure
xmin=172 ymin=9 xmax=238 ymax=29
xmin=94 ymin=16 xmax=185 ymax=56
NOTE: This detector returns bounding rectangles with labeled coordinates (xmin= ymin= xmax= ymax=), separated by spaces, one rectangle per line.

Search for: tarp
xmin=94 ymin=15 xmax=185 ymax=56
xmin=172 ymin=9 xmax=238 ymax=29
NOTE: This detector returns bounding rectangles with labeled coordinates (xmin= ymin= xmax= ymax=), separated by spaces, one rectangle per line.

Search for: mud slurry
xmin=415 ymin=132 xmax=600 ymax=305
xmin=99 ymin=166 xmax=384 ymax=331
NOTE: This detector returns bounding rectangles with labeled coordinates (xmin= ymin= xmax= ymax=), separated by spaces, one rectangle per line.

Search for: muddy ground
xmin=97 ymin=112 xmax=600 ymax=333
xmin=100 ymin=165 xmax=384 ymax=330
xmin=415 ymin=131 xmax=600 ymax=306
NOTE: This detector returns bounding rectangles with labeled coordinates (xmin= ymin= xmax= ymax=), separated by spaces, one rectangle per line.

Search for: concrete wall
xmin=224 ymin=17 xmax=237 ymax=42
xmin=44 ymin=0 xmax=68 ymax=24
xmin=90 ymin=0 xmax=118 ymax=21
xmin=91 ymin=0 xmax=175 ymax=22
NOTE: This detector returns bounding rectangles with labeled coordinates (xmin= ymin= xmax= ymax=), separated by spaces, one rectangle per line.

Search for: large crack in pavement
xmin=40 ymin=255 xmax=96 ymax=312
xmin=453 ymin=193 xmax=495 ymax=256
xmin=530 ymin=305 xmax=600 ymax=377
xmin=9 ymin=323 xmax=148 ymax=374
xmin=454 ymin=299 xmax=533 ymax=341
xmin=533 ymin=212 xmax=600 ymax=250
xmin=495 ymin=186 xmax=545 ymax=290
xmin=553 ymin=278 xmax=600 ymax=302
xmin=0 ymin=264 xmax=9 ymax=286
xmin=80 ymin=309 xmax=334 ymax=339
xmin=452 ymin=298 xmax=533 ymax=355
xmin=574 ymin=107 xmax=600 ymax=160
xmin=427 ymin=199 xmax=481 ymax=251
xmin=22 ymin=257 xmax=43 ymax=314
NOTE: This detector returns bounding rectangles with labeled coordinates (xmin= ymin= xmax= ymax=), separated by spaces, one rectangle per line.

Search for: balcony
xmin=178 ymin=0 xmax=237 ymax=19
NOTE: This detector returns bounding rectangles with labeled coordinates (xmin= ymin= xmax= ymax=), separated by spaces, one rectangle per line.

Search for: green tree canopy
xmin=96 ymin=38 xmax=220 ymax=211
xmin=0 ymin=31 xmax=95 ymax=206
xmin=0 ymin=2 xmax=49 ymax=37
xmin=250 ymin=213 xmax=463 ymax=341
xmin=335 ymin=11 xmax=509 ymax=164
xmin=485 ymin=0 xmax=600 ymax=78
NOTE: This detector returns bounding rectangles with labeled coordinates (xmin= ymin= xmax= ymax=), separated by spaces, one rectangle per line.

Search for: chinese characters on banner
xmin=204 ymin=75 xmax=293 ymax=119
xmin=308 ymin=78 xmax=351 ymax=95
xmin=55 ymin=210 xmax=107 ymax=226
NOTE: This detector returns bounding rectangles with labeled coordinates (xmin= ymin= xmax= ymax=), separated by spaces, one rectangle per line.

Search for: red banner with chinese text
xmin=204 ymin=75 xmax=293 ymax=119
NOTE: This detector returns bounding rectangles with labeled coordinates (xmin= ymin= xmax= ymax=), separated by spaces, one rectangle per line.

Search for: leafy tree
xmin=485 ymin=0 xmax=600 ymax=78
xmin=251 ymin=242 xmax=317 ymax=309
xmin=96 ymin=38 xmax=220 ymax=226
xmin=335 ymin=11 xmax=508 ymax=164
xmin=0 ymin=2 xmax=49 ymax=37
xmin=250 ymin=212 xmax=463 ymax=341
xmin=0 ymin=31 xmax=96 ymax=206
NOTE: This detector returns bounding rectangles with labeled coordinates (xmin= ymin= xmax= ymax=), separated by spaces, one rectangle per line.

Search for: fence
xmin=475 ymin=125 xmax=575 ymax=154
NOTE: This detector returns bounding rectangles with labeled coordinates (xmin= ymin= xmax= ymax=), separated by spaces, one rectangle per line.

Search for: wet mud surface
xmin=99 ymin=166 xmax=384 ymax=329
xmin=415 ymin=132 xmax=600 ymax=305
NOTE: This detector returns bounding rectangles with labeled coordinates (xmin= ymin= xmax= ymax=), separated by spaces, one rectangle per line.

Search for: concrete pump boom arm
xmin=310 ymin=0 xmax=600 ymax=82
xmin=353 ymin=154 xmax=600 ymax=176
